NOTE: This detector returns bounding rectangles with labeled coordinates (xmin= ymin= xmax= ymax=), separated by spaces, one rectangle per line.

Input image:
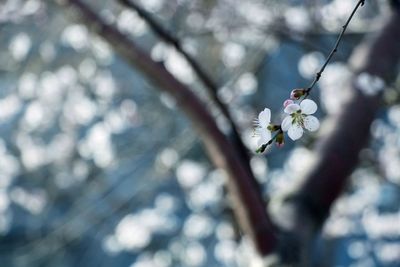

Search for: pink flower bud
xmin=276 ymin=142 xmax=284 ymax=148
xmin=290 ymin=88 xmax=306 ymax=100
xmin=283 ymin=99 xmax=294 ymax=108
xmin=275 ymin=132 xmax=285 ymax=148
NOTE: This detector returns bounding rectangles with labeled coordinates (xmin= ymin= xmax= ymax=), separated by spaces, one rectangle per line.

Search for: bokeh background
xmin=0 ymin=0 xmax=399 ymax=266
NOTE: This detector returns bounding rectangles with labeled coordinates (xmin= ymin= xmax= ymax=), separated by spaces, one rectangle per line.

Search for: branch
xmin=301 ymin=8 xmax=400 ymax=229
xmin=117 ymin=0 xmax=251 ymax=169
xmin=306 ymin=0 xmax=365 ymax=95
xmin=62 ymin=0 xmax=277 ymax=255
xmin=278 ymin=8 xmax=400 ymax=265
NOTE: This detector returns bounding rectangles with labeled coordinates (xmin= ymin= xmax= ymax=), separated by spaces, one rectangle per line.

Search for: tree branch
xmin=62 ymin=0 xmax=277 ymax=255
xmin=279 ymin=9 xmax=400 ymax=265
xmin=117 ymin=0 xmax=251 ymax=170
xmin=301 ymin=8 xmax=400 ymax=229
xmin=306 ymin=0 xmax=365 ymax=94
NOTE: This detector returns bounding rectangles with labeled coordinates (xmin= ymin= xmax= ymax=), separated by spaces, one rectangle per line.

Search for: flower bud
xmin=267 ymin=124 xmax=280 ymax=132
xmin=275 ymin=132 xmax=284 ymax=148
xmin=283 ymin=99 xmax=294 ymax=108
xmin=290 ymin=88 xmax=306 ymax=100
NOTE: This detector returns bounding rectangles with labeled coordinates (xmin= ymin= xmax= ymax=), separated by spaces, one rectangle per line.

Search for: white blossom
xmin=281 ymin=99 xmax=320 ymax=141
xmin=254 ymin=108 xmax=272 ymax=146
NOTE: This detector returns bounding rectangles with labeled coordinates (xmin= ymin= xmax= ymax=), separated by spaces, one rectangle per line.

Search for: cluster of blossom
xmin=254 ymin=88 xmax=320 ymax=153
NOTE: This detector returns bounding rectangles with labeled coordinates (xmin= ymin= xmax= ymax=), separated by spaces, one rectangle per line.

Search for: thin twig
xmin=118 ymin=0 xmax=251 ymax=169
xmin=306 ymin=0 xmax=365 ymax=94
xmin=278 ymin=8 xmax=400 ymax=265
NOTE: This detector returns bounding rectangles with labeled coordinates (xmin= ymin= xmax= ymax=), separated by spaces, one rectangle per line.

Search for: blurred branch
xmin=279 ymin=9 xmax=400 ymax=265
xmin=117 ymin=0 xmax=252 ymax=170
xmin=62 ymin=0 xmax=277 ymax=255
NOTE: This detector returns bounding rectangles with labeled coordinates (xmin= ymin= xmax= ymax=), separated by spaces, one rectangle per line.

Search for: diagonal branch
xmin=117 ymin=0 xmax=251 ymax=169
xmin=306 ymin=0 xmax=365 ymax=94
xmin=62 ymin=0 xmax=277 ymax=255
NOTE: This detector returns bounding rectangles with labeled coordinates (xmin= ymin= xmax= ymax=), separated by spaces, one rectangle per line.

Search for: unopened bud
xmin=283 ymin=99 xmax=294 ymax=108
xmin=267 ymin=124 xmax=280 ymax=132
xmin=275 ymin=132 xmax=284 ymax=148
xmin=290 ymin=88 xmax=306 ymax=100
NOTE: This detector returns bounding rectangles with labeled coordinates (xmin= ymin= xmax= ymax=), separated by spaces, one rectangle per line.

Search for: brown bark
xmin=62 ymin=0 xmax=277 ymax=255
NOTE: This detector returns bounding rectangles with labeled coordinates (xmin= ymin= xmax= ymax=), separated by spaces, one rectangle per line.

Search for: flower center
xmin=291 ymin=110 xmax=305 ymax=127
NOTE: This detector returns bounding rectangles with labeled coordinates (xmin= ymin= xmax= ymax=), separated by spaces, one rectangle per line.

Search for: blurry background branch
xmin=62 ymin=0 xmax=277 ymax=255
xmin=117 ymin=0 xmax=251 ymax=169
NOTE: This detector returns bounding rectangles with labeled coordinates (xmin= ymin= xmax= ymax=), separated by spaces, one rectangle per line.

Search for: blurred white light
xmin=57 ymin=65 xmax=78 ymax=87
xmin=102 ymin=235 xmax=122 ymax=255
xmin=188 ymin=181 xmax=222 ymax=210
xmin=362 ymin=211 xmax=400 ymax=238
xmin=323 ymin=217 xmax=353 ymax=237
xmin=236 ymin=73 xmax=258 ymax=95
xmin=319 ymin=63 xmax=352 ymax=114
xmin=139 ymin=0 xmax=164 ymax=12
xmin=298 ymin=52 xmax=324 ymax=79
xmin=216 ymin=221 xmax=235 ymax=240
xmin=387 ymin=105 xmax=400 ymax=126
xmin=348 ymin=241 xmax=368 ymax=259
xmin=250 ymin=156 xmax=268 ymax=183
xmin=64 ymin=91 xmax=97 ymax=125
xmin=183 ymin=214 xmax=214 ymax=239
xmin=155 ymin=193 xmax=178 ymax=214
xmin=61 ymin=24 xmax=89 ymax=51
xmin=93 ymin=71 xmax=116 ymax=100
xmin=91 ymin=37 xmax=114 ymax=65
xmin=20 ymin=142 xmax=47 ymax=170
xmin=39 ymin=71 xmax=63 ymax=105
xmin=284 ymin=7 xmax=311 ymax=32
xmin=18 ymin=72 xmax=37 ymax=99
xmin=115 ymin=214 xmax=151 ymax=250
xmin=0 ymin=191 xmax=10 ymax=212
xmin=117 ymin=10 xmax=147 ymax=36
xmin=183 ymin=241 xmax=206 ymax=266
xmin=0 ymin=212 xmax=11 ymax=234
xmin=176 ymin=160 xmax=206 ymax=188
xmin=10 ymin=187 xmax=47 ymax=214
xmin=104 ymin=110 xmax=125 ymax=134
xmin=222 ymin=42 xmax=245 ymax=68
xmin=0 ymin=94 xmax=22 ymax=122
xmin=39 ymin=41 xmax=56 ymax=62
xmin=158 ymin=148 xmax=179 ymax=170
xmin=154 ymin=250 xmax=172 ymax=267
xmin=186 ymin=13 xmax=205 ymax=31
xmin=376 ymin=243 xmax=400 ymax=263
xmin=23 ymin=101 xmax=44 ymax=130
xmin=165 ymin=48 xmax=194 ymax=84
xmin=9 ymin=32 xmax=31 ymax=61
xmin=84 ymin=123 xmax=113 ymax=167
xmin=355 ymin=72 xmax=385 ymax=96
xmin=79 ymin=58 xmax=97 ymax=80
xmin=214 ymin=240 xmax=237 ymax=264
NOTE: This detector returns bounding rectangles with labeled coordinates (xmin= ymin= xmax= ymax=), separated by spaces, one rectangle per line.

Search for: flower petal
xmin=281 ymin=116 xmax=292 ymax=132
xmin=303 ymin=115 xmax=320 ymax=132
xmin=258 ymin=108 xmax=271 ymax=126
xmin=284 ymin=104 xmax=301 ymax=114
xmin=300 ymin=99 xmax=317 ymax=115
xmin=257 ymin=129 xmax=272 ymax=146
xmin=288 ymin=124 xmax=304 ymax=140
